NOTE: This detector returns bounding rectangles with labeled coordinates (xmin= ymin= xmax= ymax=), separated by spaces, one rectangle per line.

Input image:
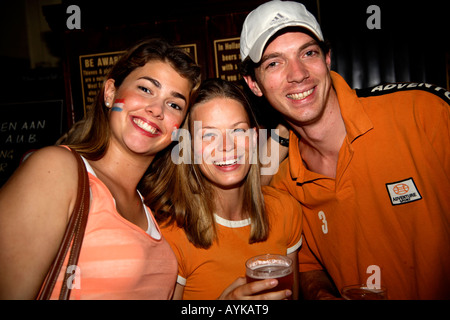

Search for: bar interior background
xmin=0 ymin=0 xmax=448 ymax=186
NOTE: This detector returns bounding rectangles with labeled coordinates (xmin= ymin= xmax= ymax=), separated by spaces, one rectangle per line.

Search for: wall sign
xmin=79 ymin=51 xmax=125 ymax=114
xmin=213 ymin=37 xmax=241 ymax=84
xmin=0 ymin=100 xmax=63 ymax=186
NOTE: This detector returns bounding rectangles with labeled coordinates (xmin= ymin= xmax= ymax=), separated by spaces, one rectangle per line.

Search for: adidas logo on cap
xmin=270 ymin=13 xmax=289 ymax=25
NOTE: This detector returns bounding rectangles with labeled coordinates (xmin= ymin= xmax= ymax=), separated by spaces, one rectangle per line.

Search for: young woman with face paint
xmin=0 ymin=39 xmax=201 ymax=299
xmin=142 ymin=79 xmax=302 ymax=300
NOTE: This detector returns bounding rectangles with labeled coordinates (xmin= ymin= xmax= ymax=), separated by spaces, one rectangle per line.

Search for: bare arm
xmin=0 ymin=146 xmax=78 ymax=299
xmin=287 ymin=251 xmax=299 ymax=300
xmin=172 ymin=283 xmax=184 ymax=300
xmin=298 ymin=269 xmax=340 ymax=300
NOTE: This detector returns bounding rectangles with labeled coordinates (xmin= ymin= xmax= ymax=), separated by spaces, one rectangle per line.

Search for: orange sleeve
xmin=160 ymin=223 xmax=189 ymax=281
xmin=262 ymin=186 xmax=303 ymax=253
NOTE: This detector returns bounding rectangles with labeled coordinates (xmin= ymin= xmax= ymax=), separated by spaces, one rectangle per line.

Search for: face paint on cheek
xmin=171 ymin=124 xmax=180 ymax=141
xmin=111 ymin=99 xmax=125 ymax=112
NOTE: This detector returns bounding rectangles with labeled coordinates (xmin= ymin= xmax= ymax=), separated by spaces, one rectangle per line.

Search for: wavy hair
xmin=58 ymin=38 xmax=201 ymax=160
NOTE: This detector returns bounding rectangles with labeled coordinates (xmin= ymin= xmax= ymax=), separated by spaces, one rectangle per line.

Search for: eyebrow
xmin=259 ymin=40 xmax=319 ymax=65
xmin=201 ymin=121 xmax=249 ymax=130
xmin=138 ymin=76 xmax=187 ymax=102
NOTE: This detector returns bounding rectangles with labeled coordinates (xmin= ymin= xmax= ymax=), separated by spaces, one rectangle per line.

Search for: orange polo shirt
xmin=271 ymin=72 xmax=450 ymax=299
xmin=161 ymin=186 xmax=302 ymax=300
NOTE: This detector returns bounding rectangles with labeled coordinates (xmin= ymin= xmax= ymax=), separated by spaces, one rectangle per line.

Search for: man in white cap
xmin=241 ymin=0 xmax=450 ymax=299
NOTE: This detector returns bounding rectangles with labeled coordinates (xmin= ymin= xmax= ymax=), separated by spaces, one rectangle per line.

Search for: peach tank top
xmin=50 ymin=153 xmax=177 ymax=299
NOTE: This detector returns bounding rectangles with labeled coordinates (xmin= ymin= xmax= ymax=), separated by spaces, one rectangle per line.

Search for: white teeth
xmin=133 ymin=118 xmax=157 ymax=134
xmin=287 ymin=88 xmax=314 ymax=100
xmin=214 ymin=158 xmax=238 ymax=167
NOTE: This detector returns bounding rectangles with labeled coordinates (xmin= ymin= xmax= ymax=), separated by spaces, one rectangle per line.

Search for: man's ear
xmin=243 ymin=75 xmax=263 ymax=97
xmin=325 ymin=50 xmax=332 ymax=71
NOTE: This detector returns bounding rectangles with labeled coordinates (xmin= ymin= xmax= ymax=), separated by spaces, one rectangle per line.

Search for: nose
xmin=219 ymin=131 xmax=235 ymax=153
xmin=145 ymin=100 xmax=164 ymax=119
xmin=286 ymin=59 xmax=309 ymax=83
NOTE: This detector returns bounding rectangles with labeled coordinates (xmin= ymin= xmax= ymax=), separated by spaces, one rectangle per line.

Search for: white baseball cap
xmin=240 ymin=0 xmax=324 ymax=63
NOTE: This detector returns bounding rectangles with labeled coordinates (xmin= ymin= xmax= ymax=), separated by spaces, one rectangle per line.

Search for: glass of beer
xmin=341 ymin=284 xmax=387 ymax=300
xmin=245 ymin=254 xmax=293 ymax=299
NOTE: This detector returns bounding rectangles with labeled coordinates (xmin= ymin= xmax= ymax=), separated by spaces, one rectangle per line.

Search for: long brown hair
xmin=143 ymin=78 xmax=269 ymax=248
xmin=58 ymin=38 xmax=201 ymax=160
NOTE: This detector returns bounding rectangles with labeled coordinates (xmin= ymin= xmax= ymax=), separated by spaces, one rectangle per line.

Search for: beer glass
xmin=341 ymin=284 xmax=387 ymax=300
xmin=245 ymin=254 xmax=293 ymax=299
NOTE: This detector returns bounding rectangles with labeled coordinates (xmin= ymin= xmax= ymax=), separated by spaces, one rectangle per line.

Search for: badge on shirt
xmin=385 ymin=178 xmax=422 ymax=206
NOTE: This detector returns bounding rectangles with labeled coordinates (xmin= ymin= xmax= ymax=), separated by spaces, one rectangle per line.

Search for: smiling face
xmin=105 ymin=60 xmax=191 ymax=156
xmin=191 ymin=97 xmax=255 ymax=190
xmin=244 ymin=31 xmax=333 ymax=128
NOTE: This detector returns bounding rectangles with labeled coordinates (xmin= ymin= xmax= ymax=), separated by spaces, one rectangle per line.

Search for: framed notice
xmin=79 ymin=51 xmax=125 ymax=114
xmin=213 ymin=37 xmax=242 ymax=83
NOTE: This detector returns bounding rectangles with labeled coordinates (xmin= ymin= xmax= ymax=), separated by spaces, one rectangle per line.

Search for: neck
xmin=296 ymin=89 xmax=343 ymax=147
xmin=89 ymin=144 xmax=154 ymax=192
xmin=213 ymin=185 xmax=246 ymax=221
xmin=290 ymin=89 xmax=346 ymax=178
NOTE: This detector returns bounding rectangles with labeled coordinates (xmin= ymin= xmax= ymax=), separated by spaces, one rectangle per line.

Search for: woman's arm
xmin=172 ymin=283 xmax=184 ymax=300
xmin=287 ymin=250 xmax=299 ymax=300
xmin=0 ymin=146 xmax=79 ymax=299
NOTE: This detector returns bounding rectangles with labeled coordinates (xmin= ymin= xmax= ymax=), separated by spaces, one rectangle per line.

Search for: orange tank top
xmin=50 ymin=153 xmax=177 ymax=299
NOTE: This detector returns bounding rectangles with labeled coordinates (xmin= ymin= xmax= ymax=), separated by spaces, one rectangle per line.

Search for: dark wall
xmin=56 ymin=0 xmax=449 ymax=121
xmin=321 ymin=0 xmax=448 ymax=89
xmin=0 ymin=0 xmax=448 ymax=186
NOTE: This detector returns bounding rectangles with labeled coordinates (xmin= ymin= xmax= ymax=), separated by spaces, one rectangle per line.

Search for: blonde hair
xmin=142 ymin=78 xmax=269 ymax=248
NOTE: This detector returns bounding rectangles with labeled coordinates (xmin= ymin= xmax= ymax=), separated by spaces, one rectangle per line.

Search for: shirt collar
xmin=332 ymin=71 xmax=373 ymax=143
xmin=288 ymin=71 xmax=373 ymax=181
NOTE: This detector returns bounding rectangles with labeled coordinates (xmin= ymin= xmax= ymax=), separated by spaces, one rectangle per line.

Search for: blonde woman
xmin=143 ymin=78 xmax=302 ymax=300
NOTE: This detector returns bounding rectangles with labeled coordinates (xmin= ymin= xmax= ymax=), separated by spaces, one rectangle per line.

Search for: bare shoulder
xmin=14 ymin=146 xmax=78 ymax=183
xmin=22 ymin=145 xmax=77 ymax=169
xmin=0 ymin=145 xmax=79 ymax=213
xmin=0 ymin=146 xmax=80 ymax=299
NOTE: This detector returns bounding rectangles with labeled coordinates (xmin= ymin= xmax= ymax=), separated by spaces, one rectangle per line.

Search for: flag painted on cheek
xmin=171 ymin=124 xmax=180 ymax=140
xmin=111 ymin=99 xmax=125 ymax=112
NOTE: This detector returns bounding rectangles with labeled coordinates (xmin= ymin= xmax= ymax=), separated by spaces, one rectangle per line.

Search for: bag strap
xmin=36 ymin=148 xmax=90 ymax=300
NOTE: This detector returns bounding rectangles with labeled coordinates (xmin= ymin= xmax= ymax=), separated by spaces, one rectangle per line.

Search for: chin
xmin=209 ymin=172 xmax=248 ymax=190
xmin=213 ymin=180 xmax=245 ymax=190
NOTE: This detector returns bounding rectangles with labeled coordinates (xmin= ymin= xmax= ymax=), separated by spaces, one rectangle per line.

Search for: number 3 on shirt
xmin=318 ymin=211 xmax=328 ymax=234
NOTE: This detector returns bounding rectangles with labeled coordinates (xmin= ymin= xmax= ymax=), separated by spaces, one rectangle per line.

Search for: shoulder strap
xmin=36 ymin=148 xmax=90 ymax=300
